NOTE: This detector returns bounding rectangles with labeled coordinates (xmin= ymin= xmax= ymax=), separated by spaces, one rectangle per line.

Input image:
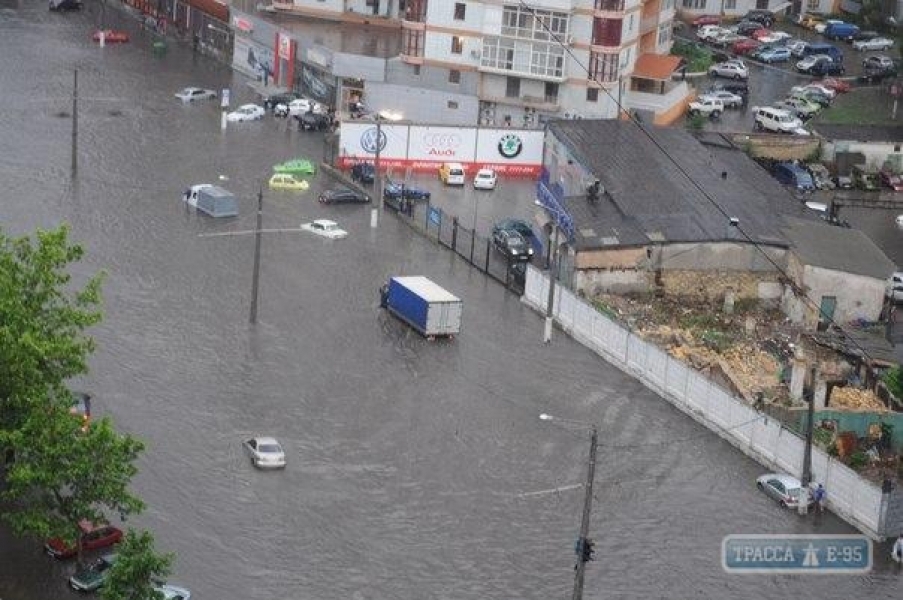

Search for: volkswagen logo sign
xmin=497 ymin=133 xmax=523 ymax=159
xmin=360 ymin=127 xmax=387 ymax=155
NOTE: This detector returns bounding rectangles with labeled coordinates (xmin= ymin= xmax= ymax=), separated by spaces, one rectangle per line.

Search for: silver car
xmin=243 ymin=436 xmax=286 ymax=469
xmin=756 ymin=473 xmax=813 ymax=508
xmin=708 ymin=60 xmax=748 ymax=80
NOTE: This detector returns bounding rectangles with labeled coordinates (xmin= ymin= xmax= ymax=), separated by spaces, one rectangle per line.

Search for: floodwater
xmin=0 ymin=4 xmax=901 ymax=600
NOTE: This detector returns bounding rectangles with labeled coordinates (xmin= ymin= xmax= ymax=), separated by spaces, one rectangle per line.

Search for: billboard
xmin=337 ymin=124 xmax=543 ymax=177
xmin=232 ymin=37 xmax=273 ymax=79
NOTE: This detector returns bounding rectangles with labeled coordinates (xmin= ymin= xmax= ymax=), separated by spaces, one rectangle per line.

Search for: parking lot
xmin=678 ymin=17 xmax=895 ymax=134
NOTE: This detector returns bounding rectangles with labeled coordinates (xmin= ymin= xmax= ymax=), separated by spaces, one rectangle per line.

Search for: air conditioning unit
xmin=470 ymin=50 xmax=481 ymax=59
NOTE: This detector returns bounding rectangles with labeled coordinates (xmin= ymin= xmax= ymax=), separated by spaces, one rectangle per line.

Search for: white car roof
xmin=254 ymin=436 xmax=280 ymax=446
xmin=476 ymin=168 xmax=495 ymax=175
xmin=238 ymin=104 xmax=259 ymax=110
xmin=445 ymin=162 xmax=464 ymax=168
xmin=761 ymin=473 xmax=802 ymax=488
xmin=312 ymin=219 xmax=338 ymax=227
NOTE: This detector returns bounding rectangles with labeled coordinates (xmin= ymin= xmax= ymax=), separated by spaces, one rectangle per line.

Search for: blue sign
xmin=428 ymin=207 xmax=441 ymax=226
xmin=722 ymin=535 xmax=872 ymax=574
xmin=536 ymin=180 xmax=575 ymax=242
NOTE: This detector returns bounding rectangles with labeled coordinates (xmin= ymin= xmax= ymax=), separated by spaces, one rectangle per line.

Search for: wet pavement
xmin=1 ymin=4 xmax=903 ymax=600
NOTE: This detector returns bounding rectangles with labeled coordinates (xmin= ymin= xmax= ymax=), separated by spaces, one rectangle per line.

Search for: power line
xmin=518 ymin=1 xmax=879 ymax=365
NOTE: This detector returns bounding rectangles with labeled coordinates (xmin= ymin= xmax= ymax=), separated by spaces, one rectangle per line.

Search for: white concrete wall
xmin=803 ymin=265 xmax=887 ymax=325
xmin=426 ymin=0 xmax=485 ymax=28
xmin=523 ymin=265 xmax=888 ymax=540
xmin=823 ymin=140 xmax=903 ymax=171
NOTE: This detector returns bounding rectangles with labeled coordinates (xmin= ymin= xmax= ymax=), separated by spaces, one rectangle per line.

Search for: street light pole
xmin=71 ymin=68 xmax=78 ymax=175
xmin=371 ymin=115 xmax=382 ymax=229
xmin=573 ymin=425 xmax=598 ymax=600
xmin=544 ymin=224 xmax=559 ymax=343
xmin=249 ymin=183 xmax=263 ymax=324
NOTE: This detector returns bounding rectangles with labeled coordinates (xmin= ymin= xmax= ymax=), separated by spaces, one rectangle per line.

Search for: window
xmin=403 ymin=28 xmax=424 ymax=57
xmin=481 ymin=36 xmax=565 ymax=78
xmin=506 ymin=76 xmax=521 ymax=98
xmin=595 ymin=0 xmax=625 ymax=10
xmin=593 ymin=18 xmax=622 ymax=46
xmin=501 ymin=5 xmax=569 ymax=41
xmin=544 ymin=81 xmax=559 ymax=103
xmin=628 ymin=14 xmax=634 ymax=32
xmin=412 ymin=64 xmax=421 ymax=76
xmin=725 ymin=0 xmax=737 ymax=7
xmin=680 ymin=0 xmax=706 ymax=7
xmin=451 ymin=36 xmax=463 ymax=54
xmin=449 ymin=69 xmax=461 ymax=83
xmin=454 ymin=2 xmax=465 ymax=20
xmin=448 ymin=100 xmax=459 ymax=109
xmin=586 ymin=87 xmax=599 ymax=102
xmin=657 ymin=23 xmax=672 ymax=45
xmin=588 ymin=51 xmax=619 ymax=82
xmin=806 ymin=0 xmax=819 ymax=7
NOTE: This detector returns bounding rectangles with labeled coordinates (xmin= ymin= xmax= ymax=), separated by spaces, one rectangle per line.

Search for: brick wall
xmin=659 ymin=270 xmax=780 ymax=301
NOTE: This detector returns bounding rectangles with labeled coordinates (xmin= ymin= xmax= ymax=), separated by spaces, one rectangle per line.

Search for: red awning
xmin=632 ymin=54 xmax=684 ymax=81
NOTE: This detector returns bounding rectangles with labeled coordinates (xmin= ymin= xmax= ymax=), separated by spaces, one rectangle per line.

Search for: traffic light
xmin=579 ymin=537 xmax=596 ymax=562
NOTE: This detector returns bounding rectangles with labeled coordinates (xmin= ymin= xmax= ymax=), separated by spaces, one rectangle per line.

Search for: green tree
xmin=0 ymin=225 xmax=103 ymax=437
xmin=2 ymin=402 xmax=145 ymax=566
xmin=101 ymin=529 xmax=174 ymax=600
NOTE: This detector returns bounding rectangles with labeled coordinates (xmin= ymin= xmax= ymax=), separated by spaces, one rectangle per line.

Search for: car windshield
xmin=451 ymin=169 xmax=463 ymax=176
xmin=258 ymin=444 xmax=281 ymax=453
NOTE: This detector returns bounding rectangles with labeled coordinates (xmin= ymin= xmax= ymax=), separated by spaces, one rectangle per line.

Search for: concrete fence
xmin=523 ymin=265 xmax=896 ymax=540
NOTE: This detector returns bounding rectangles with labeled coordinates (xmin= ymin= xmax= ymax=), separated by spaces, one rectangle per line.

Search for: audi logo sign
xmin=420 ymin=132 xmax=462 ymax=156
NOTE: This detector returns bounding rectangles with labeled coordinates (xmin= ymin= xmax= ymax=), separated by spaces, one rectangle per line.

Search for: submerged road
xmin=0 ymin=4 xmax=900 ymax=599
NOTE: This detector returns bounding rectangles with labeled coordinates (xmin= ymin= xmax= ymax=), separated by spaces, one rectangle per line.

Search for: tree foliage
xmin=0 ymin=225 xmax=103 ymax=433
xmin=101 ymin=529 xmax=173 ymax=600
xmin=1 ymin=402 xmax=145 ymax=564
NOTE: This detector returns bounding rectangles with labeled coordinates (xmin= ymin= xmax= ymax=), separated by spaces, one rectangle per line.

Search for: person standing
xmin=813 ymin=483 xmax=826 ymax=514
xmin=892 ymin=532 xmax=903 ymax=564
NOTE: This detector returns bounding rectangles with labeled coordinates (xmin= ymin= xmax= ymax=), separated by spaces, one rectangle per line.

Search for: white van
xmin=439 ymin=162 xmax=466 ymax=186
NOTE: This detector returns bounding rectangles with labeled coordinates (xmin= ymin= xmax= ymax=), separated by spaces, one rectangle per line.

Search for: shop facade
xmin=121 ymin=0 xmax=233 ymax=61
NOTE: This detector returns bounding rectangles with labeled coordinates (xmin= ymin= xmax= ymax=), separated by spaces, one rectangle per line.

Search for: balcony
xmin=640 ymin=15 xmax=658 ymax=34
xmin=479 ymin=92 xmax=561 ymax=112
xmin=594 ymin=0 xmax=625 ymax=15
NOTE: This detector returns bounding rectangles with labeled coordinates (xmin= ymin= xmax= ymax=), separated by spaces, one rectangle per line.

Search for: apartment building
xmin=262 ymin=0 xmax=692 ymax=126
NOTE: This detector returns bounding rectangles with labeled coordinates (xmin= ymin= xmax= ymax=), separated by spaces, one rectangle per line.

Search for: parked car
xmin=757 ymin=47 xmax=791 ymax=63
xmin=743 ymin=9 xmax=775 ymax=27
xmin=814 ymin=19 xmax=844 ymax=34
xmin=92 ymin=29 xmax=128 ymax=43
xmin=712 ymin=31 xmax=744 ymax=47
xmin=771 ymin=162 xmax=816 ymax=191
xmin=692 ymin=14 xmax=721 ymax=26
xmin=268 ymin=173 xmax=309 ymax=191
xmin=273 ymin=158 xmax=316 ymax=176
xmin=69 ymin=553 xmax=117 ymax=592
xmin=795 ymin=53 xmax=833 ymax=73
xmin=808 ymin=59 xmax=845 ymax=76
xmin=45 ymin=521 xmax=122 ymax=559
xmin=731 ymin=38 xmax=761 ymax=55
xmin=752 ymin=106 xmax=804 ymax=133
xmin=226 ymin=104 xmax=265 ymax=122
xmin=824 ymin=22 xmax=859 ymax=41
xmin=786 ymin=40 xmax=809 ymax=56
xmin=806 ymin=164 xmax=836 ymax=190
xmin=491 ymin=229 xmax=533 ymax=261
xmin=858 ymin=64 xmax=897 ymax=83
xmin=749 ymin=28 xmax=772 ymax=41
xmin=493 ymin=219 xmax=538 ymax=251
xmin=819 ymin=77 xmax=851 ymax=93
xmin=834 ymin=173 xmax=854 ymax=189
xmin=300 ymin=219 xmax=348 ymax=239
xmin=383 ymin=179 xmax=431 ymax=200
xmin=791 ymin=88 xmax=832 ymax=107
xmin=350 ymin=163 xmax=375 ymax=184
xmin=704 ymin=90 xmax=744 ymax=108
xmin=473 ymin=168 xmax=498 ymax=190
xmin=242 ymin=436 xmax=286 ymax=469
xmin=688 ymin=96 xmax=724 ymax=118
xmin=697 ymin=24 xmax=728 ymax=41
xmin=775 ymin=97 xmax=820 ymax=120
xmin=706 ymin=81 xmax=749 ymax=102
xmin=880 ymin=170 xmax=903 ymax=191
xmin=790 ymin=83 xmax=837 ymax=99
xmin=734 ymin=20 xmax=765 ymax=36
xmin=851 ymin=30 xmax=880 ymax=42
xmin=274 ymin=98 xmax=327 ymax=118
xmin=853 ymin=36 xmax=894 ymax=51
xmin=438 ymin=162 xmax=466 ymax=185
xmin=756 ymin=473 xmax=814 ymax=509
xmin=296 ymin=112 xmax=331 ymax=131
xmin=798 ymin=14 xmax=823 ymax=30
xmin=708 ymin=60 xmax=748 ymax=80
xmin=319 ymin=188 xmax=371 ymax=204
xmin=862 ymin=55 xmax=895 ymax=70
xmin=174 ymin=87 xmax=216 ymax=102
xmin=759 ymin=31 xmax=792 ymax=45
xmin=262 ymin=91 xmax=301 ymax=110
xmin=155 ymin=584 xmax=192 ymax=600
xmin=853 ymin=165 xmax=881 ymax=190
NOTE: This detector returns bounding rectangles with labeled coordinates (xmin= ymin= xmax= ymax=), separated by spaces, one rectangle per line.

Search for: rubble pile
xmin=830 ymin=387 xmax=887 ymax=412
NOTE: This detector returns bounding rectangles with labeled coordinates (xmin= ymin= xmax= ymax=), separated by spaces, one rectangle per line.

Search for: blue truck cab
xmin=804 ymin=42 xmax=843 ymax=63
xmin=824 ymin=22 xmax=859 ymax=41
xmin=773 ymin=162 xmax=815 ymax=192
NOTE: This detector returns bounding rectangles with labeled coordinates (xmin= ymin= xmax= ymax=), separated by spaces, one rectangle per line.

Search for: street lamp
xmin=371 ymin=109 xmax=403 ymax=229
xmin=540 ymin=413 xmax=598 ymax=600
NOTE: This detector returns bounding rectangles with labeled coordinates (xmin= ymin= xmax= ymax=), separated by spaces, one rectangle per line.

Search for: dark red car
xmin=750 ymin=28 xmax=771 ymax=40
xmin=880 ymin=170 xmax=903 ymax=191
xmin=692 ymin=14 xmax=721 ymax=27
xmin=819 ymin=77 xmax=851 ymax=93
xmin=732 ymin=38 xmax=761 ymax=55
xmin=92 ymin=29 xmax=129 ymax=43
xmin=45 ymin=521 xmax=122 ymax=559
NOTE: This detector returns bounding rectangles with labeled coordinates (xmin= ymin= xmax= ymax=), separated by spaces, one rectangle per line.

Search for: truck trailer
xmin=380 ymin=276 xmax=462 ymax=338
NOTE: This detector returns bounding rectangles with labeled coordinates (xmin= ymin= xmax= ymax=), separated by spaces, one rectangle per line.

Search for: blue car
xmin=772 ymin=162 xmax=815 ymax=192
xmin=383 ymin=179 xmax=431 ymax=200
xmin=758 ymin=47 xmax=791 ymax=63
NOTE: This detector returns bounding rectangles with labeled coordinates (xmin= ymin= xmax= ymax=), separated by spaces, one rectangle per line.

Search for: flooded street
xmin=1 ymin=4 xmax=901 ymax=600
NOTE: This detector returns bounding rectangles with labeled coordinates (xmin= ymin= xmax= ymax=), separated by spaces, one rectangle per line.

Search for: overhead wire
xmin=517 ymin=0 xmax=880 ymax=364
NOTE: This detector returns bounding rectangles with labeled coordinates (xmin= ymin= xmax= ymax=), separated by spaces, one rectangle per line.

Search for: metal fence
xmin=391 ymin=199 xmax=526 ymax=296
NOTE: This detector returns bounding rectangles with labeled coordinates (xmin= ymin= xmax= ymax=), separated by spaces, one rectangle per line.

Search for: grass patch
xmin=811 ymin=88 xmax=903 ymax=126
xmin=671 ymin=40 xmax=714 ymax=73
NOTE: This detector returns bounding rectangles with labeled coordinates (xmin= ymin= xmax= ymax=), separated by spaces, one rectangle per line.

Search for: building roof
xmin=547 ymin=120 xmax=814 ymax=250
xmin=633 ymin=54 xmax=684 ymax=80
xmin=810 ymin=124 xmax=903 ymax=143
xmin=781 ymin=217 xmax=897 ymax=279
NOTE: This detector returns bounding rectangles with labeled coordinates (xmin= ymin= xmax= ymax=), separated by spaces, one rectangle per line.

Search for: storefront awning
xmin=632 ymin=54 xmax=684 ymax=81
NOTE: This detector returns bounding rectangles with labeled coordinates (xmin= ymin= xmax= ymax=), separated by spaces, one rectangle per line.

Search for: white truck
xmin=688 ymin=96 xmax=724 ymax=119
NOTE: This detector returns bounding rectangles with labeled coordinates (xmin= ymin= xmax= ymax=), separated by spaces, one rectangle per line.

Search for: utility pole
xmin=544 ymin=224 xmax=559 ymax=343
xmin=249 ymin=183 xmax=263 ymax=324
xmin=371 ymin=115 xmax=383 ymax=229
xmin=572 ymin=425 xmax=598 ymax=600
xmin=799 ymin=366 xmax=816 ymax=515
xmin=71 ymin=68 xmax=78 ymax=175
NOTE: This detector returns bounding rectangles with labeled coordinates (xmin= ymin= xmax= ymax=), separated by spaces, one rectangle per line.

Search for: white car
xmin=473 ymin=168 xmax=497 ymax=190
xmin=226 ymin=104 xmax=265 ymax=122
xmin=300 ymin=219 xmax=348 ymax=239
xmin=758 ymin=31 xmax=791 ymax=44
xmin=243 ymin=437 xmax=286 ymax=469
xmin=756 ymin=473 xmax=814 ymax=509
xmin=814 ymin=19 xmax=843 ymax=34
xmin=688 ymin=96 xmax=725 ymax=117
xmin=853 ymin=36 xmax=894 ymax=51
xmin=752 ymin=106 xmax=803 ymax=133
xmin=708 ymin=60 xmax=748 ymax=80
xmin=795 ymin=54 xmax=833 ymax=72
xmin=697 ymin=25 xmax=727 ymax=41
xmin=155 ymin=584 xmax=191 ymax=600
xmin=174 ymin=87 xmax=216 ymax=102
xmin=790 ymin=83 xmax=837 ymax=99
xmin=704 ymin=90 xmax=744 ymax=108
xmin=275 ymin=98 xmax=327 ymax=118
xmin=786 ymin=40 xmax=809 ymax=56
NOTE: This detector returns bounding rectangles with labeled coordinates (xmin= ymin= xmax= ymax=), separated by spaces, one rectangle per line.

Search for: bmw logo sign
xmin=498 ymin=133 xmax=523 ymax=159
xmin=360 ymin=127 xmax=387 ymax=154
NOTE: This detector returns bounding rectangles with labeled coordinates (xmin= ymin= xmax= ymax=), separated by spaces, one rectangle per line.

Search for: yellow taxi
xmin=438 ymin=162 xmax=466 ymax=185
xmin=799 ymin=14 xmax=823 ymax=30
xmin=268 ymin=173 xmax=310 ymax=191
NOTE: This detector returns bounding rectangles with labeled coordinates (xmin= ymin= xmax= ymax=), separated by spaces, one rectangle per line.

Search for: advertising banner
xmin=232 ymin=36 xmax=273 ymax=79
xmin=337 ymin=123 xmax=542 ymax=177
